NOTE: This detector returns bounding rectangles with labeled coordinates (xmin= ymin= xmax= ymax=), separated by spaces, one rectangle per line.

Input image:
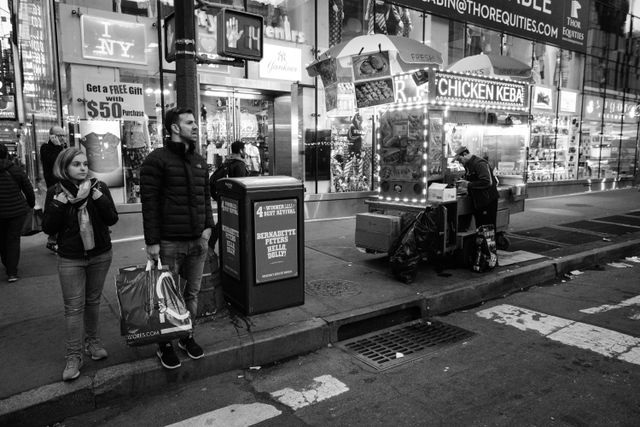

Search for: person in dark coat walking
xmin=40 ymin=126 xmax=68 ymax=252
xmin=454 ymin=146 xmax=500 ymax=230
xmin=0 ymin=143 xmax=35 ymax=282
xmin=140 ymin=107 xmax=214 ymax=370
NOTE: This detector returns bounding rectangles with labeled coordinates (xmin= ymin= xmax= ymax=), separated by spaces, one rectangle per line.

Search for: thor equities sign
xmin=395 ymin=0 xmax=591 ymax=53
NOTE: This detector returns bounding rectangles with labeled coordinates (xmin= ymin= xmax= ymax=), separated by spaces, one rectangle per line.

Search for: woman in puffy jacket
xmin=42 ymin=148 xmax=118 ymax=381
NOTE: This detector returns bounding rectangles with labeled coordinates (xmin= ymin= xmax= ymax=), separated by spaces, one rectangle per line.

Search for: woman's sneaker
xmin=62 ymin=356 xmax=83 ymax=381
xmin=84 ymin=339 xmax=108 ymax=360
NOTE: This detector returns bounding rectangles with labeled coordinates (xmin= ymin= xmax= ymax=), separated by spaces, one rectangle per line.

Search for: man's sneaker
xmin=62 ymin=356 xmax=83 ymax=381
xmin=157 ymin=343 xmax=181 ymax=369
xmin=84 ymin=339 xmax=108 ymax=360
xmin=178 ymin=336 xmax=204 ymax=360
xmin=7 ymin=276 xmax=18 ymax=283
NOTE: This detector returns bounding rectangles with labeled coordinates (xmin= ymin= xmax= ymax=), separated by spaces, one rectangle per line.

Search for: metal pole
xmin=174 ymin=0 xmax=198 ymax=112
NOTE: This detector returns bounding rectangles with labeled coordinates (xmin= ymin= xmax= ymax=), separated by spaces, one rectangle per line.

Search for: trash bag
xmin=388 ymin=215 xmax=422 ymax=284
xmin=472 ymin=225 xmax=498 ymax=273
xmin=115 ymin=259 xmax=192 ymax=346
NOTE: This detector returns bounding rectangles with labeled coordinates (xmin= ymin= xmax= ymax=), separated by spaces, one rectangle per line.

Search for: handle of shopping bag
xmin=145 ymin=257 xmax=164 ymax=271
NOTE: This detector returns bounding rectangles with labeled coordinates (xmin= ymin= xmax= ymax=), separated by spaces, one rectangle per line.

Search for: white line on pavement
xmin=579 ymin=295 xmax=640 ymax=314
xmin=271 ymin=374 xmax=350 ymax=410
xmin=165 ymin=402 xmax=281 ymax=427
xmin=477 ymin=304 xmax=640 ymax=366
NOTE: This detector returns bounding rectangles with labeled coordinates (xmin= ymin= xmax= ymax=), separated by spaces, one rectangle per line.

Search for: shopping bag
xmin=21 ymin=209 xmax=43 ymax=236
xmin=472 ymin=225 xmax=498 ymax=273
xmin=115 ymin=259 xmax=192 ymax=346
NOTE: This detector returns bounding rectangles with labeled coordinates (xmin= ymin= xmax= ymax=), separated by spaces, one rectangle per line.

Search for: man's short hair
xmin=231 ymin=140 xmax=244 ymax=154
xmin=0 ymin=142 xmax=7 ymax=159
xmin=164 ymin=107 xmax=193 ymax=136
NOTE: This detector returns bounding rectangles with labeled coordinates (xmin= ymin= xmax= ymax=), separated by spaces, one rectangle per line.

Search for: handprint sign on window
xmin=226 ymin=17 xmax=244 ymax=48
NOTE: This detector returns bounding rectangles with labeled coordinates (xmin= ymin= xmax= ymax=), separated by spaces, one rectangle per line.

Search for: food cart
xmin=307 ymin=40 xmax=531 ymax=257
xmin=355 ymin=67 xmax=531 ymax=255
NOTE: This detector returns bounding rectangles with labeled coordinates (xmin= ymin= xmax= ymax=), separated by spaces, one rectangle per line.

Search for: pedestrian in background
xmin=454 ymin=146 xmax=500 ymax=230
xmin=40 ymin=126 xmax=68 ymax=253
xmin=42 ymin=147 xmax=119 ymax=381
xmin=0 ymin=142 xmax=35 ymax=283
xmin=140 ymin=107 xmax=213 ymax=370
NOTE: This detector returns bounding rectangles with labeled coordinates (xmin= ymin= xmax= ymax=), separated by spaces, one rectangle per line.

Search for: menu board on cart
xmin=378 ymin=106 xmax=426 ymax=200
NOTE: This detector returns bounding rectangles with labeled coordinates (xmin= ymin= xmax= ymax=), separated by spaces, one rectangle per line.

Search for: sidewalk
xmin=1 ymin=189 xmax=640 ymax=426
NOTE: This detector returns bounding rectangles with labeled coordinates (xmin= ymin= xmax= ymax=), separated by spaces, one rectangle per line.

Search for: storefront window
xmin=504 ymin=36 xmax=532 ymax=68
xmin=620 ymin=106 xmax=639 ymax=179
xmin=465 ymin=25 xmax=500 ymax=56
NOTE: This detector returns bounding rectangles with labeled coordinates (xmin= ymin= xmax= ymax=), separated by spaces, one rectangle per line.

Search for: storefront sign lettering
xmin=254 ymin=199 xmax=298 ymax=284
xmin=394 ymin=0 xmax=590 ymax=53
xmin=259 ymin=44 xmax=301 ymax=81
xmin=434 ymin=72 xmax=526 ymax=108
xmin=81 ymin=15 xmax=147 ymax=65
xmin=84 ymin=81 xmax=145 ymax=120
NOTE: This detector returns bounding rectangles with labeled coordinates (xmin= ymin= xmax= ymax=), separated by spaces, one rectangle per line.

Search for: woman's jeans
xmin=58 ymin=250 xmax=112 ymax=359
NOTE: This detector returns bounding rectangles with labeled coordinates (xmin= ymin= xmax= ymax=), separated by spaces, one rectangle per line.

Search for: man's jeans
xmin=160 ymin=238 xmax=208 ymax=323
xmin=58 ymin=250 xmax=112 ymax=358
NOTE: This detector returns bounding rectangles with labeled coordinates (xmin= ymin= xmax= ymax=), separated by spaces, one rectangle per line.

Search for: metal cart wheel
xmin=496 ymin=232 xmax=510 ymax=250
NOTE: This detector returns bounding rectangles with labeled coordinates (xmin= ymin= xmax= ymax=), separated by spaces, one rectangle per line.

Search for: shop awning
xmin=447 ymin=53 xmax=533 ymax=83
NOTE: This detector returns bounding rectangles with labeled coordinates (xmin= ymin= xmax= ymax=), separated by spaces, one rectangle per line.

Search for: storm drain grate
xmin=337 ymin=319 xmax=474 ymax=371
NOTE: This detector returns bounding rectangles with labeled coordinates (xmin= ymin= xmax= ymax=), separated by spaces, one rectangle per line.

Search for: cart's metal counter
xmin=358 ymin=185 xmax=526 ymax=252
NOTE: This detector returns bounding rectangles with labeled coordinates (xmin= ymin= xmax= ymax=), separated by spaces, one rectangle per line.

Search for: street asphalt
xmin=1 ymin=187 xmax=639 ymax=426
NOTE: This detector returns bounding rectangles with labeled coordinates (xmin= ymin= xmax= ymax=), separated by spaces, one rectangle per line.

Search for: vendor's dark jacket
xmin=0 ymin=158 xmax=35 ymax=219
xmin=40 ymin=140 xmax=65 ymax=188
xmin=42 ymin=179 xmax=118 ymax=259
xmin=140 ymin=139 xmax=214 ymax=246
xmin=464 ymin=155 xmax=499 ymax=210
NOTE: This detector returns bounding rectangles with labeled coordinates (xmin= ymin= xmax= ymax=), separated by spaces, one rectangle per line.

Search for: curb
xmin=2 ymin=239 xmax=640 ymax=426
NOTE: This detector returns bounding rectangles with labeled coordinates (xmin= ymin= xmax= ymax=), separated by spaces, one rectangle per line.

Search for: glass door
xmin=201 ymin=89 xmax=274 ymax=175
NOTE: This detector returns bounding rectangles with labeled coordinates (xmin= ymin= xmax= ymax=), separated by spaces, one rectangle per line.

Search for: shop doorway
xmin=200 ymin=89 xmax=274 ymax=175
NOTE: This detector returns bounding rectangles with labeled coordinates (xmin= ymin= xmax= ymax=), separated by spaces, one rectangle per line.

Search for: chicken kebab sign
xmin=352 ymin=51 xmax=395 ymax=108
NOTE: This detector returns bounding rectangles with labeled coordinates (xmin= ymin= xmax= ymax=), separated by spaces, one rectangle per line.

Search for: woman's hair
xmin=53 ymin=147 xmax=85 ymax=181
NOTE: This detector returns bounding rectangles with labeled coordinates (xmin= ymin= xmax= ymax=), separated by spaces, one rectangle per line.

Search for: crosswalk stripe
xmin=165 ymin=403 xmax=281 ymax=427
xmin=271 ymin=374 xmax=349 ymax=410
xmin=579 ymin=295 xmax=640 ymax=314
xmin=477 ymin=304 xmax=640 ymax=366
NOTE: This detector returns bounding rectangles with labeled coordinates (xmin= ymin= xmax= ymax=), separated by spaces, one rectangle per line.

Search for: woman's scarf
xmin=60 ymin=179 xmax=95 ymax=251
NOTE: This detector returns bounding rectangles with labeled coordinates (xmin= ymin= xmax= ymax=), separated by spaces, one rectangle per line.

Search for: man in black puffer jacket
xmin=0 ymin=143 xmax=35 ymax=282
xmin=140 ymin=107 xmax=213 ymax=370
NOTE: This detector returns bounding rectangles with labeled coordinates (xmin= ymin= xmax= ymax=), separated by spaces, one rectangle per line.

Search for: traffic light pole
xmin=174 ymin=0 xmax=198 ymax=113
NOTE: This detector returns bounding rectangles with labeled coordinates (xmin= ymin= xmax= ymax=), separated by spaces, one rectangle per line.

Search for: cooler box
xmin=355 ymin=212 xmax=401 ymax=252
xmin=428 ymin=183 xmax=456 ymax=203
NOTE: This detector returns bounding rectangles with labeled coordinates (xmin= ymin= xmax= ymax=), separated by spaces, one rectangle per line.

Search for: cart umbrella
xmin=307 ymin=34 xmax=443 ymax=83
xmin=447 ymin=53 xmax=533 ymax=82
